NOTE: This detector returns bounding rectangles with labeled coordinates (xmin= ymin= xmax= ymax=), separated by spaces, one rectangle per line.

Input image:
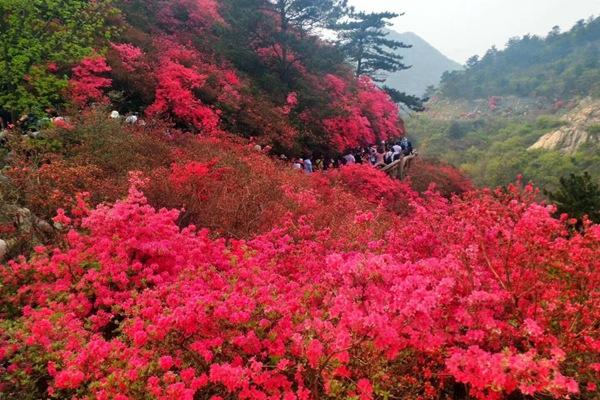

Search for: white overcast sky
xmin=348 ymin=0 xmax=600 ymax=64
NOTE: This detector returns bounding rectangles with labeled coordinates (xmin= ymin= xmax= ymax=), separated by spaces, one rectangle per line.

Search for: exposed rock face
xmin=0 ymin=204 xmax=55 ymax=259
xmin=0 ymin=239 xmax=7 ymax=260
xmin=529 ymin=99 xmax=600 ymax=154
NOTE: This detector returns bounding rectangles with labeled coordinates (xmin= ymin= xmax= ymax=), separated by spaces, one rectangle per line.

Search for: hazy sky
xmin=348 ymin=0 xmax=600 ymax=64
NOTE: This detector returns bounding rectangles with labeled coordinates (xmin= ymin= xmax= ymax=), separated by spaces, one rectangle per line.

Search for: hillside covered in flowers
xmin=0 ymin=0 xmax=599 ymax=399
xmin=1 ymin=0 xmax=408 ymax=153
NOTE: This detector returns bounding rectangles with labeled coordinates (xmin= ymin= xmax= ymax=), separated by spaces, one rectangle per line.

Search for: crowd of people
xmin=2 ymin=109 xmax=417 ymax=179
xmin=281 ymin=137 xmax=416 ymax=175
xmin=0 ymin=109 xmax=149 ymax=146
xmin=0 ymin=110 xmax=72 ymax=140
xmin=109 ymin=110 xmax=147 ymax=126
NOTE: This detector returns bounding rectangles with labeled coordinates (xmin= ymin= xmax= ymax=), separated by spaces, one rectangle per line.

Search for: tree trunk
xmin=278 ymin=0 xmax=290 ymax=81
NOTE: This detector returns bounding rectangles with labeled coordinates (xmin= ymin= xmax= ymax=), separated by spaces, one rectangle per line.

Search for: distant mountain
xmin=383 ymin=31 xmax=462 ymax=97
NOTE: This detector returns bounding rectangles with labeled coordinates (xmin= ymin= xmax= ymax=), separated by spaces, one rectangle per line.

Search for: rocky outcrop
xmin=0 ymin=239 xmax=7 ymax=260
xmin=0 ymin=204 xmax=56 ymax=260
xmin=529 ymin=98 xmax=600 ymax=154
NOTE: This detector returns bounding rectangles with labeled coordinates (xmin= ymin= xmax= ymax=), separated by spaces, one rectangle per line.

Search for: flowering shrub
xmin=1 ymin=1 xmax=599 ymax=398
xmin=281 ymin=92 xmax=298 ymax=115
xmin=110 ymin=43 xmax=147 ymax=73
xmin=69 ymin=57 xmax=112 ymax=107
xmin=0 ymin=158 xmax=598 ymax=399
xmin=3 ymin=158 xmax=112 ymax=218
xmin=146 ymin=42 xmax=220 ymax=132
xmin=409 ymin=158 xmax=474 ymax=197
xmin=322 ymin=75 xmax=404 ymax=151
xmin=326 ymin=164 xmax=416 ymax=214
xmin=156 ymin=0 xmax=222 ymax=34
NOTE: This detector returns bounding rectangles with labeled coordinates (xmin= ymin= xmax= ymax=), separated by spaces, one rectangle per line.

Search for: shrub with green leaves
xmin=0 ymin=0 xmax=121 ymax=115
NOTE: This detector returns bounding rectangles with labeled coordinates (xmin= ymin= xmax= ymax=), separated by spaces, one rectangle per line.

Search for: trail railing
xmin=381 ymin=152 xmax=418 ymax=180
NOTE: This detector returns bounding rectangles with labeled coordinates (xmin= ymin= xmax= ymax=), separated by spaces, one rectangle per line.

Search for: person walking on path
xmin=303 ymin=157 xmax=313 ymax=173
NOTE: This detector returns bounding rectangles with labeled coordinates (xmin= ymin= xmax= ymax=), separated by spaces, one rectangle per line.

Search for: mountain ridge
xmin=383 ymin=31 xmax=462 ymax=97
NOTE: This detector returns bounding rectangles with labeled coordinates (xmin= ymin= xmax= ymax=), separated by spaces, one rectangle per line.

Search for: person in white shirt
xmin=392 ymin=142 xmax=403 ymax=161
xmin=125 ymin=114 xmax=138 ymax=124
xmin=374 ymin=146 xmax=386 ymax=167
xmin=343 ymin=152 xmax=356 ymax=165
xmin=303 ymin=158 xmax=313 ymax=173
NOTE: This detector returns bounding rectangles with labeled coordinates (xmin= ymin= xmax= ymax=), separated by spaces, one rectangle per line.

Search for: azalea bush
xmin=1 ymin=115 xmax=398 ymax=242
xmin=408 ymin=158 xmax=474 ymax=197
xmin=325 ymin=163 xmax=415 ymax=215
xmin=321 ymin=75 xmax=405 ymax=151
xmin=69 ymin=57 xmax=113 ymax=108
xmin=143 ymin=141 xmax=290 ymax=238
xmin=0 ymin=154 xmax=598 ymax=399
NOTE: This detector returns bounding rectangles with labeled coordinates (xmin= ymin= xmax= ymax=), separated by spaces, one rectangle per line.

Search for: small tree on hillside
xmin=546 ymin=172 xmax=600 ymax=225
xmin=335 ymin=11 xmax=411 ymax=82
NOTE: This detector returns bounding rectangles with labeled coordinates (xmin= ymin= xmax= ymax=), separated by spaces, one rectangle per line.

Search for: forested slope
xmin=413 ymin=16 xmax=600 ymax=192
xmin=0 ymin=0 xmax=404 ymax=155
xmin=439 ymin=16 xmax=600 ymax=99
xmin=407 ymin=102 xmax=600 ymax=190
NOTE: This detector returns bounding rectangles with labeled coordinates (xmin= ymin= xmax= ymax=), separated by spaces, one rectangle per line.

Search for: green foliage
xmin=265 ymin=0 xmax=350 ymax=81
xmin=546 ymin=172 xmax=600 ymax=224
xmin=284 ymin=0 xmax=349 ymax=31
xmin=335 ymin=11 xmax=411 ymax=81
xmin=586 ymin=123 xmax=600 ymax=135
xmin=0 ymin=0 xmax=120 ymax=115
xmin=536 ymin=116 xmax=567 ymax=130
xmin=407 ymin=114 xmax=600 ymax=191
xmin=382 ymin=86 xmax=425 ymax=112
xmin=440 ymin=16 xmax=600 ymax=99
xmin=217 ymin=0 xmax=348 ymax=92
xmin=446 ymin=119 xmax=486 ymax=139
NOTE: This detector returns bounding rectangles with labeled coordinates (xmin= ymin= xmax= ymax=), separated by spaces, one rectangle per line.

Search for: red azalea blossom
xmin=1 ymin=165 xmax=597 ymax=399
xmin=69 ymin=57 xmax=112 ymax=107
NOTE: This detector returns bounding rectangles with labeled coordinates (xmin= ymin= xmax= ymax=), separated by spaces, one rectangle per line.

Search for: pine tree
xmin=382 ymin=86 xmax=425 ymax=112
xmin=335 ymin=11 xmax=411 ymax=82
xmin=546 ymin=172 xmax=600 ymax=225
xmin=267 ymin=0 xmax=349 ymax=81
xmin=269 ymin=0 xmax=349 ymax=33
